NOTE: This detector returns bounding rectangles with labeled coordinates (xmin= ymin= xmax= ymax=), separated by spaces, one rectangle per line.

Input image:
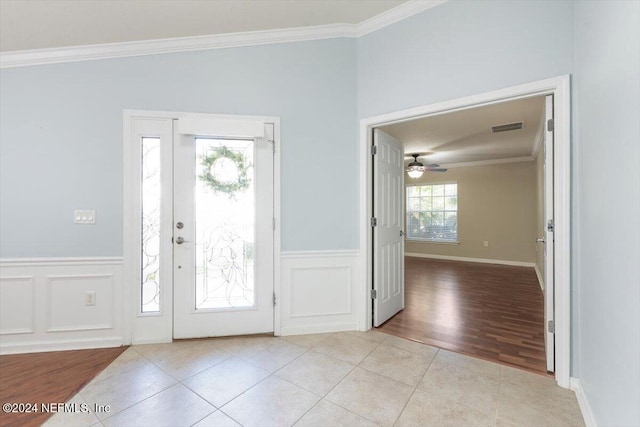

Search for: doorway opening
xmin=361 ymin=76 xmax=570 ymax=387
xmin=123 ymin=111 xmax=281 ymax=344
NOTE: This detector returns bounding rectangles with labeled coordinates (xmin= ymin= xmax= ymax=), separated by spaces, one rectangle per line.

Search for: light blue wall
xmin=0 ymin=39 xmax=358 ymax=257
xmin=357 ymin=0 xmax=579 ymax=369
xmin=573 ymin=1 xmax=640 ymax=425
xmin=357 ymin=0 xmax=574 ymax=118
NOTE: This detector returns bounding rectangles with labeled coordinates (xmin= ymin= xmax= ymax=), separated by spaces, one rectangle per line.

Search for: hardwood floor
xmin=377 ymin=257 xmax=548 ymax=374
xmin=0 ymin=346 xmax=127 ymax=427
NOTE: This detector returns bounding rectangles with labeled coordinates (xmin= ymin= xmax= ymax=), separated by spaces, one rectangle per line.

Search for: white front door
xmin=543 ymin=95 xmax=555 ymax=372
xmin=172 ymin=123 xmax=275 ymax=339
xmin=372 ymin=129 xmax=405 ymax=327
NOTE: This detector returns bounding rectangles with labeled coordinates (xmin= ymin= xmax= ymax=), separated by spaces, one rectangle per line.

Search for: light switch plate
xmin=74 ymin=209 xmax=96 ymax=224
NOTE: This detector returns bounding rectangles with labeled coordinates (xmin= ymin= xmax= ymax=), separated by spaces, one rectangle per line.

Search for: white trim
xmin=280 ymin=322 xmax=360 ymax=336
xmin=0 ymin=258 xmax=124 ymax=354
xmin=281 ymin=250 xmax=359 ymax=259
xmin=356 ymin=0 xmax=449 ymax=36
xmin=440 ymin=156 xmax=534 ymax=169
xmin=123 ymin=110 xmax=281 ymax=343
xmin=280 ymin=250 xmax=361 ymax=336
xmin=360 ymin=75 xmax=572 ymax=388
xmin=0 ymin=24 xmax=353 ymax=69
xmin=534 ymin=264 xmax=544 ymax=291
xmin=0 ymin=257 xmax=123 ymax=267
xmin=405 ymin=252 xmax=535 ymax=267
xmin=0 ymin=1 xmax=449 ymax=69
xmin=0 ymin=337 xmax=124 ymax=355
xmin=570 ymin=378 xmax=598 ymax=427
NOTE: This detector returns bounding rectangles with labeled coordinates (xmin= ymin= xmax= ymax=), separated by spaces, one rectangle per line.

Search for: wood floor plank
xmin=377 ymin=257 xmax=549 ymax=375
xmin=0 ymin=346 xmax=127 ymax=427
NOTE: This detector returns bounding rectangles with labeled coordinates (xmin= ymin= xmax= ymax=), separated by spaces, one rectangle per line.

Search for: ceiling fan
xmin=405 ymin=153 xmax=447 ymax=178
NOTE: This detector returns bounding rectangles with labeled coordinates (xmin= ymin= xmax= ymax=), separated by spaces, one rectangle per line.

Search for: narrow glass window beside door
xmin=406 ymin=183 xmax=458 ymax=242
xmin=194 ymin=138 xmax=255 ymax=310
xmin=141 ymin=137 xmax=161 ymax=313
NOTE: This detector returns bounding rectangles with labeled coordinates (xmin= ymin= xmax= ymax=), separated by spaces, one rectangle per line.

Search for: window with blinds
xmin=406 ymin=183 xmax=458 ymax=242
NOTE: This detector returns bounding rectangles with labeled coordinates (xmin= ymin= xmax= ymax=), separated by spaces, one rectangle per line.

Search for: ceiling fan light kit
xmin=405 ymin=153 xmax=447 ymax=178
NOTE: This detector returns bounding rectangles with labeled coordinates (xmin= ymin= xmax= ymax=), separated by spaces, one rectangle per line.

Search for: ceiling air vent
xmin=491 ymin=121 xmax=524 ymax=133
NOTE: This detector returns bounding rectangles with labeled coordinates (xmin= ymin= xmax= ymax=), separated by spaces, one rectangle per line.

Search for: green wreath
xmin=199 ymin=146 xmax=250 ymax=195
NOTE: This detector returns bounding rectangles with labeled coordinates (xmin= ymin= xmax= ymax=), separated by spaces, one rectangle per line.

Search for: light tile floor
xmin=44 ymin=331 xmax=585 ymax=427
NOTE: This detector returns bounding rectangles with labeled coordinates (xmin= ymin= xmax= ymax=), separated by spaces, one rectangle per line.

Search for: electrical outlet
xmin=483 ymin=241 xmax=489 ymax=247
xmin=86 ymin=291 xmax=96 ymax=306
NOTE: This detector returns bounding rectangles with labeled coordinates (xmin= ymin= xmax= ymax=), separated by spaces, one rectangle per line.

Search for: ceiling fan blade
xmin=425 ymin=163 xmax=440 ymax=168
xmin=426 ymin=168 xmax=448 ymax=172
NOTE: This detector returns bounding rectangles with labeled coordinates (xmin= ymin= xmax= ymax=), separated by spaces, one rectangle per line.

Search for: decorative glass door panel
xmin=173 ymin=125 xmax=274 ymax=339
xmin=141 ymin=137 xmax=162 ymax=313
xmin=194 ymin=139 xmax=255 ymax=310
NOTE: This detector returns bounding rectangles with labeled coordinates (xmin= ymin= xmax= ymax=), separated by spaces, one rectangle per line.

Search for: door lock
xmin=176 ymin=222 xmax=184 ymax=229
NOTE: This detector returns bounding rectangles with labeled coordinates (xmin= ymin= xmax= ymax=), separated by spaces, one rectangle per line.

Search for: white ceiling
xmin=379 ymin=96 xmax=546 ymax=166
xmin=0 ymin=0 xmax=406 ymax=52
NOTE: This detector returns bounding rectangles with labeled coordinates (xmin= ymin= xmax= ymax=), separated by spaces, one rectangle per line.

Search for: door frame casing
xmin=123 ymin=110 xmax=282 ymax=345
xmin=358 ymin=75 xmax=572 ymax=388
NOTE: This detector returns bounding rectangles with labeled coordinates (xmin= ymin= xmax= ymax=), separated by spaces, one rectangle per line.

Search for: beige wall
xmin=535 ymin=149 xmax=545 ymax=287
xmin=405 ymin=162 xmax=537 ymax=263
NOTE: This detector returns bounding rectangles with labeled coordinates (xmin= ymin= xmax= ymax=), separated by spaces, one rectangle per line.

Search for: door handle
xmin=400 ymin=230 xmax=405 ymax=237
xmin=536 ymin=238 xmax=545 ymax=243
xmin=175 ymin=236 xmax=189 ymax=245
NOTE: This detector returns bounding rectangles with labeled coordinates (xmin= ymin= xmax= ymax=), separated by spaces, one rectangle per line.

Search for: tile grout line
xmin=82 ymin=347 xmax=182 ymax=423
xmin=390 ymin=347 xmax=440 ymax=427
xmin=275 ymin=333 xmax=364 ymax=427
xmin=192 ymin=336 xmax=321 ymax=426
xmin=293 ymin=333 xmax=388 ymax=426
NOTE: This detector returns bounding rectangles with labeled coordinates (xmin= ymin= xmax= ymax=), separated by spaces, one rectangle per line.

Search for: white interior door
xmin=173 ymin=125 xmax=274 ymax=339
xmin=543 ymin=94 xmax=555 ymax=372
xmin=373 ymin=129 xmax=404 ymax=327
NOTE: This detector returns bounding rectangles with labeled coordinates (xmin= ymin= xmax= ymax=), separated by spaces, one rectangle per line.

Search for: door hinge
xmin=371 ymin=217 xmax=377 ymax=227
xmin=371 ymin=145 xmax=377 ymax=156
xmin=547 ymin=118 xmax=554 ymax=132
xmin=547 ymin=219 xmax=554 ymax=232
xmin=548 ymin=320 xmax=555 ymax=333
xmin=273 ymin=292 xmax=277 ymax=306
xmin=273 ymin=217 xmax=276 ymax=231
xmin=371 ymin=289 xmax=377 ymax=299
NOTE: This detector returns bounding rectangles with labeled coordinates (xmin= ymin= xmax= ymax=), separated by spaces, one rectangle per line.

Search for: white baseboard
xmin=279 ymin=322 xmax=359 ymax=336
xmin=534 ymin=265 xmax=544 ymax=290
xmin=0 ymin=337 xmax=124 ymax=355
xmin=405 ymin=252 xmax=535 ymax=267
xmin=280 ymin=250 xmax=360 ymax=336
xmin=570 ymin=377 xmax=597 ymax=427
xmin=0 ymin=257 xmax=125 ymax=355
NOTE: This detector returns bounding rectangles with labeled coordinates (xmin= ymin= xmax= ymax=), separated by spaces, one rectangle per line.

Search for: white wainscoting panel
xmin=47 ymin=274 xmax=114 ymax=332
xmin=0 ymin=276 xmax=35 ymax=335
xmin=0 ymin=258 xmax=124 ymax=354
xmin=280 ymin=250 xmax=360 ymax=335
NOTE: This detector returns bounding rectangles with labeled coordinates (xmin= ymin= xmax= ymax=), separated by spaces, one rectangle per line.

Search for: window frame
xmin=405 ymin=181 xmax=459 ymax=244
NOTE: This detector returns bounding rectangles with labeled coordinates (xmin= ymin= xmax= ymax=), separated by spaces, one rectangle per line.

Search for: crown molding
xmin=356 ymin=0 xmax=449 ymax=37
xmin=0 ymin=24 xmax=355 ymax=69
xmin=0 ymin=0 xmax=448 ymax=69
xmin=440 ymin=156 xmax=535 ymax=169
